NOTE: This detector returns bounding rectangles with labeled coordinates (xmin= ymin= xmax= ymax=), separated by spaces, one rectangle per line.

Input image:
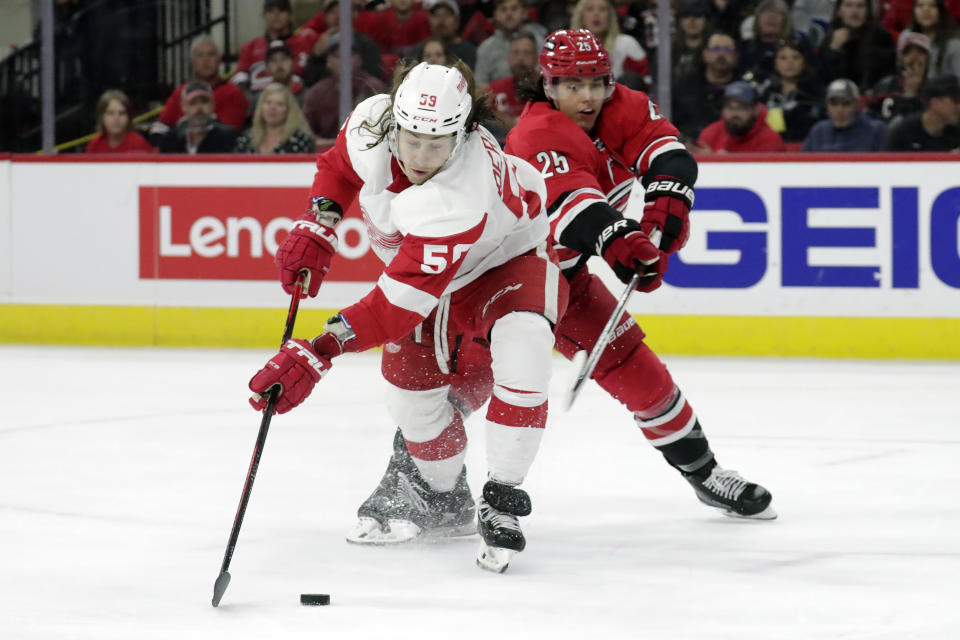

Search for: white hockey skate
xmin=475 ymin=481 xmax=531 ymax=573
xmin=346 ymin=429 xmax=476 ymax=545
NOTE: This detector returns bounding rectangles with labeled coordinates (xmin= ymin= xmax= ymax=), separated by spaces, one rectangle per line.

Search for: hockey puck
xmin=300 ymin=593 xmax=330 ymax=606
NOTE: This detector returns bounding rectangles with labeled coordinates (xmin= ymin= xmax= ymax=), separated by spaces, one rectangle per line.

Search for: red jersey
xmin=234 ymin=32 xmax=317 ymax=92
xmin=301 ymin=10 xmax=378 ymax=39
xmin=505 ymin=84 xmax=684 ymax=271
xmin=696 ymin=109 xmax=785 ymax=153
xmin=364 ymin=9 xmax=431 ymax=54
xmin=158 ymin=78 xmax=250 ymax=131
xmin=85 ymin=131 xmax=155 ymax=153
xmin=487 ymin=76 xmax=523 ymax=119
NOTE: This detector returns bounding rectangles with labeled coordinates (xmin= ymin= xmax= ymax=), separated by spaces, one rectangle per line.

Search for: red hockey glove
xmin=641 ymin=178 xmax=694 ymax=254
xmin=275 ymin=197 xmax=342 ymax=298
xmin=249 ymin=339 xmax=332 ymax=415
xmin=597 ymin=218 xmax=667 ymax=292
xmin=247 ymin=315 xmax=359 ymax=415
xmin=309 ymin=314 xmax=359 ymax=358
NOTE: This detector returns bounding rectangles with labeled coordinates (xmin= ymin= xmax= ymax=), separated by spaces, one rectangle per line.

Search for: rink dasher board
xmin=0 ymin=153 xmax=957 ymax=358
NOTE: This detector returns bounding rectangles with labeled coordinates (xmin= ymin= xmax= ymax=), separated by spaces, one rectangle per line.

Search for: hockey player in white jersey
xmin=248 ymin=61 xmax=568 ymax=572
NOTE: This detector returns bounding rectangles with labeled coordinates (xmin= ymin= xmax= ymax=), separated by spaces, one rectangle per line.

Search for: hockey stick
xmin=212 ymin=271 xmax=309 ymax=608
xmin=563 ymin=228 xmax=662 ymax=411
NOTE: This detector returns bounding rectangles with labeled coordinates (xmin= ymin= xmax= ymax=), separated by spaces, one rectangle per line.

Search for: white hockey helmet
xmin=391 ymin=62 xmax=473 ymax=163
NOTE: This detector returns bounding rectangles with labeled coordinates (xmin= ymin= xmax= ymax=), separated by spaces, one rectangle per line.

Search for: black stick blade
xmin=212 ymin=571 xmax=231 ymax=607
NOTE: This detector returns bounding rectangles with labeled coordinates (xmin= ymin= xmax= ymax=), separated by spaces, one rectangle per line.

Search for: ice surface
xmin=1 ymin=345 xmax=958 ymax=639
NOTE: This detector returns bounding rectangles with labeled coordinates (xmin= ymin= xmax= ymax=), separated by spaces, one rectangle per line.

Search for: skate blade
xmin=476 ymin=542 xmax=516 ymax=573
xmin=346 ymin=517 xmax=422 ymax=545
xmin=724 ymin=504 xmax=778 ymax=520
xmin=347 ymin=517 xmax=476 ymax=545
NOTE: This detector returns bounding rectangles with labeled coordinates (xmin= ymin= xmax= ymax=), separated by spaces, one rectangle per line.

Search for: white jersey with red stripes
xmin=308 ymin=94 xmax=550 ymax=351
xmin=504 ymin=83 xmax=683 ymax=271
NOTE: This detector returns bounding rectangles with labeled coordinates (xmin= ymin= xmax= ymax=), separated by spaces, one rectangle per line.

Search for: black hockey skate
xmin=346 ymin=428 xmax=476 ymax=544
xmin=475 ymin=481 xmax=532 ymax=573
xmin=683 ymin=460 xmax=776 ymax=520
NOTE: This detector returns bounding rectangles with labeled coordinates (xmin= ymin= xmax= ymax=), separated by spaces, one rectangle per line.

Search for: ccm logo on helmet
xmin=412 ymin=115 xmax=439 ymax=123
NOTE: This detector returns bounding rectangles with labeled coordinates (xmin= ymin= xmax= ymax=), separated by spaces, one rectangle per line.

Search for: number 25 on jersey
xmin=536 ymin=150 xmax=570 ymax=178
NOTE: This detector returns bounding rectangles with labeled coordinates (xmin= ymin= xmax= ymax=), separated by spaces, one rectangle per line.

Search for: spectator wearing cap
xmin=672 ymin=0 xmax=710 ymax=83
xmin=150 ymin=35 xmax=249 ymax=142
xmin=475 ymin=0 xmax=547 ymax=85
xmin=760 ymin=39 xmax=825 ymax=142
xmin=908 ymin=0 xmax=960 ymax=79
xmin=85 ymin=89 xmax=155 ymax=154
xmin=801 ymin=78 xmax=887 ymax=151
xmin=674 ymin=31 xmax=741 ymax=142
xmin=819 ymin=0 xmax=896 ymax=90
xmin=739 ymin=0 xmax=817 ymax=85
xmin=255 ymin=40 xmax=305 ymax=105
xmin=886 ymin=73 xmax=960 ymax=149
xmin=571 ymin=0 xmax=649 ymax=89
xmin=695 ymin=81 xmax=787 ymax=152
xmin=302 ymin=34 xmax=387 ymax=146
xmin=157 ymin=81 xmax=238 ymax=154
xmin=414 ymin=0 xmax=477 ymax=69
xmin=868 ymin=30 xmax=932 ymax=121
xmin=487 ymin=30 xmax=539 ymax=136
xmin=301 ymin=0 xmax=382 ymax=86
xmin=233 ymin=0 xmax=318 ymax=94
xmin=236 ymin=83 xmax=315 ymax=154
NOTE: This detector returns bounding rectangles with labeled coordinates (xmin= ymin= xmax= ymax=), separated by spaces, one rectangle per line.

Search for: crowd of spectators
xmin=74 ymin=0 xmax=959 ymax=155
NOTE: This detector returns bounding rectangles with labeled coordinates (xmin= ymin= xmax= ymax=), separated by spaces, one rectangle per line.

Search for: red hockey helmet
xmin=539 ymin=29 xmax=614 ymax=99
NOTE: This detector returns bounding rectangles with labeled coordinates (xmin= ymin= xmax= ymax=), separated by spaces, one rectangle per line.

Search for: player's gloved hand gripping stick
xmin=212 ymin=271 xmax=309 ymax=608
xmin=564 ymin=228 xmax=662 ymax=411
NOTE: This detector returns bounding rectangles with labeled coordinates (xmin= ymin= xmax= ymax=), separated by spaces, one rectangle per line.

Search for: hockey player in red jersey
xmin=340 ymin=29 xmax=775 ymax=542
xmin=504 ymin=28 xmax=773 ymax=518
xmin=249 ymin=60 xmax=568 ymax=572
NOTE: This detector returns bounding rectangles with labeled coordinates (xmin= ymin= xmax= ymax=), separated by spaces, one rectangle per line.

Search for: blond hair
xmin=250 ymin=83 xmax=314 ymax=149
xmin=95 ymin=89 xmax=134 ymax=134
xmin=570 ymin=0 xmax=620 ymax=53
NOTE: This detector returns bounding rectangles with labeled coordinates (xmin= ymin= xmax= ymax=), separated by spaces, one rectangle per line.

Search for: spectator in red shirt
xmin=150 ymin=35 xmax=249 ymax=141
xmin=233 ymin=0 xmax=317 ymax=94
xmin=882 ymin=0 xmax=960 ymax=43
xmin=365 ymin=0 xmax=433 ymax=56
xmin=695 ymin=81 xmax=787 ymax=152
xmin=85 ymin=90 xmax=155 ymax=154
xmin=300 ymin=0 xmax=383 ymax=84
xmin=487 ymin=31 xmax=539 ymax=130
